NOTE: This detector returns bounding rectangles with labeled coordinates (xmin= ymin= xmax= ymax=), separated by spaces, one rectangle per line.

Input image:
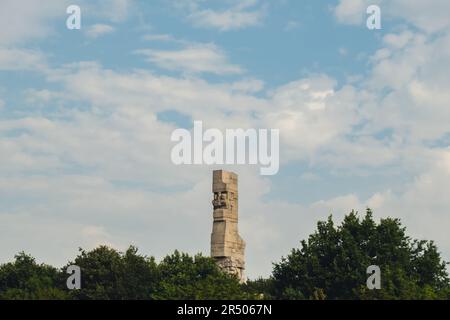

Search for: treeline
xmin=1 ymin=210 xmax=449 ymax=300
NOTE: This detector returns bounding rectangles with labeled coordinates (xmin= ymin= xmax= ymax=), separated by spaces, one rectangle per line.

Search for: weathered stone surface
xmin=210 ymin=170 xmax=246 ymax=282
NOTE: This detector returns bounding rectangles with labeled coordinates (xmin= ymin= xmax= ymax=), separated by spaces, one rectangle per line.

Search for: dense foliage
xmin=1 ymin=210 xmax=449 ymax=300
xmin=270 ymin=210 xmax=450 ymax=300
xmin=0 ymin=253 xmax=68 ymax=299
xmin=0 ymin=246 xmax=248 ymax=300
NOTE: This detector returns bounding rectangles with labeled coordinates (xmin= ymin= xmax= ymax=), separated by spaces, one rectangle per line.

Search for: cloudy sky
xmin=1 ymin=0 xmax=450 ymax=278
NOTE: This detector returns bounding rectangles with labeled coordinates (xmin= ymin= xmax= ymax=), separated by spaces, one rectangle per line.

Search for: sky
xmin=1 ymin=0 xmax=450 ymax=278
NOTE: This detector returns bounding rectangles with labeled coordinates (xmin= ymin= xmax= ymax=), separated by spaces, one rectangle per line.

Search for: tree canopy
xmin=0 ymin=246 xmax=247 ymax=300
xmin=1 ymin=209 xmax=449 ymax=300
xmin=270 ymin=209 xmax=450 ymax=300
xmin=0 ymin=252 xmax=68 ymax=300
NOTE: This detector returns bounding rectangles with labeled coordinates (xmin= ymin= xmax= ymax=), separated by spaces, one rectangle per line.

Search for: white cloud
xmin=333 ymin=0 xmax=367 ymax=25
xmin=0 ymin=0 xmax=70 ymax=45
xmin=81 ymin=0 xmax=133 ymax=23
xmin=263 ymin=75 xmax=364 ymax=164
xmin=135 ymin=43 xmax=243 ymax=75
xmin=100 ymin=0 xmax=132 ymax=22
xmin=85 ymin=24 xmax=115 ymax=39
xmin=142 ymin=33 xmax=183 ymax=43
xmin=0 ymin=0 xmax=132 ymax=45
xmin=366 ymin=31 xmax=450 ymax=143
xmin=0 ymin=48 xmax=47 ymax=71
xmin=227 ymin=79 xmax=264 ymax=93
xmin=387 ymin=0 xmax=450 ymax=33
xmin=182 ymin=0 xmax=266 ymax=31
xmin=81 ymin=225 xmax=119 ymax=249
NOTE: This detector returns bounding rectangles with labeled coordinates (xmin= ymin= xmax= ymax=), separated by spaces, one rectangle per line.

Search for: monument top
xmin=212 ymin=170 xmax=238 ymax=193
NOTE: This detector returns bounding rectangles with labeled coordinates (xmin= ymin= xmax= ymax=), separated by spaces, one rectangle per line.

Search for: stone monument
xmin=211 ymin=170 xmax=246 ymax=282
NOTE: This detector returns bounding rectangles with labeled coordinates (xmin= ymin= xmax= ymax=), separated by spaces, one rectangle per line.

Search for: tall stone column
xmin=211 ymin=170 xmax=246 ymax=282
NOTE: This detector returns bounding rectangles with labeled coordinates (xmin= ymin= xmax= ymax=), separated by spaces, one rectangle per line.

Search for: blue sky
xmin=1 ymin=0 xmax=450 ymax=278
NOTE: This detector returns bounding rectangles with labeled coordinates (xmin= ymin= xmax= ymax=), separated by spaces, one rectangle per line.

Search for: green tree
xmin=67 ymin=245 xmax=159 ymax=300
xmin=271 ymin=209 xmax=450 ymax=300
xmin=0 ymin=252 xmax=68 ymax=300
xmin=243 ymin=277 xmax=274 ymax=299
xmin=154 ymin=250 xmax=247 ymax=300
